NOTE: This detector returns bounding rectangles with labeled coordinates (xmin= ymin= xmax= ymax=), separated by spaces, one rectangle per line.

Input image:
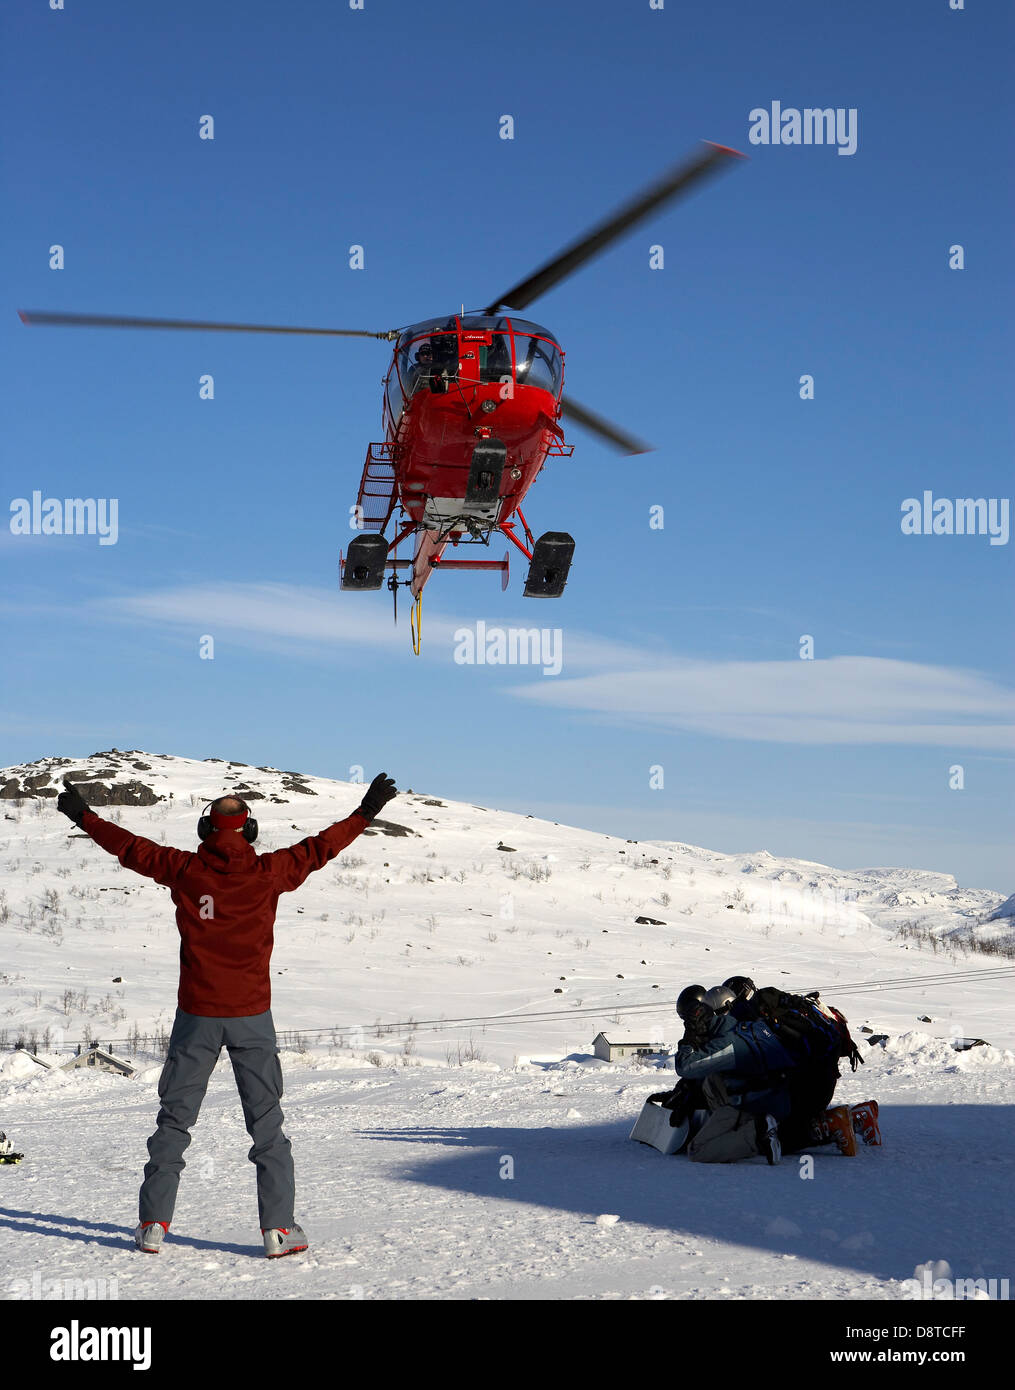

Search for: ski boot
xmin=819 ymin=1105 xmax=858 ymax=1156
xmin=850 ymin=1100 xmax=881 ymax=1146
xmin=135 ymin=1221 xmax=169 ymax=1254
xmin=756 ymin=1113 xmax=782 ymax=1166
xmin=263 ymin=1224 xmax=308 ymax=1259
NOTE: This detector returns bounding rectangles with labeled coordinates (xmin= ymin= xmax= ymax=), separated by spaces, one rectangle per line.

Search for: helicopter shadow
xmin=357 ymin=1104 xmax=1015 ymax=1286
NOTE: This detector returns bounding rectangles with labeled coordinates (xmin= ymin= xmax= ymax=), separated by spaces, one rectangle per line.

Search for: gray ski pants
xmin=687 ymin=1075 xmax=762 ymax=1164
xmin=687 ymin=1105 xmax=762 ymax=1163
xmin=140 ymin=1008 xmax=294 ymax=1230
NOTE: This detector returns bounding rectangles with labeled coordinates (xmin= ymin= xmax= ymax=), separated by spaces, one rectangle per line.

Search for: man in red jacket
xmin=57 ymin=771 xmax=397 ymax=1259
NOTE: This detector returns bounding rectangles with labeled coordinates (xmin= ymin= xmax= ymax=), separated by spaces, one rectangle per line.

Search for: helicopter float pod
xmin=19 ymin=142 xmax=743 ymax=649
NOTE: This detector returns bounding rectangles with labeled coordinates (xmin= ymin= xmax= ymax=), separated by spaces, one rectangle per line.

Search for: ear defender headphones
xmin=197 ymin=798 xmax=258 ymax=844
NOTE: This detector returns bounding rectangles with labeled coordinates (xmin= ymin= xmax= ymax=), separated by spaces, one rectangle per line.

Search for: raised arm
xmin=261 ymin=773 xmax=397 ymax=894
xmin=58 ymin=782 xmax=192 ymax=886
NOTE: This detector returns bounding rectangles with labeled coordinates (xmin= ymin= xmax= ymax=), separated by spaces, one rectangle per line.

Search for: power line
xmin=36 ymin=964 xmax=1015 ymax=1048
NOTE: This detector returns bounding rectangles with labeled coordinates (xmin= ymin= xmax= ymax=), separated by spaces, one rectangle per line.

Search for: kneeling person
xmin=674 ymin=985 xmax=797 ymax=1165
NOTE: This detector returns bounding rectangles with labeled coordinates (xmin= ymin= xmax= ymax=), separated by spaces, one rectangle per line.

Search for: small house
xmin=592 ymin=1032 xmax=669 ymax=1063
xmin=10 ymin=1050 xmax=52 ymax=1071
xmin=60 ymin=1047 xmax=136 ymax=1078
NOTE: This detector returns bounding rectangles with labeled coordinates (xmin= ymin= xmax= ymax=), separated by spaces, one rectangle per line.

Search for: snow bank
xmin=876 ymin=1031 xmax=1015 ymax=1073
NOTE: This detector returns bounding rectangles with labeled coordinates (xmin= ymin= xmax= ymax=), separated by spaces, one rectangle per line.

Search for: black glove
xmin=57 ymin=780 xmax=90 ymax=828
xmin=357 ymin=772 xmax=397 ymax=822
xmin=668 ymin=1079 xmax=699 ymax=1125
xmin=647 ymin=1081 xmax=697 ymax=1127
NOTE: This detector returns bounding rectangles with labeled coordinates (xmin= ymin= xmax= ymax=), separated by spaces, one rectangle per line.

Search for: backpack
xmin=753 ymin=988 xmax=864 ymax=1072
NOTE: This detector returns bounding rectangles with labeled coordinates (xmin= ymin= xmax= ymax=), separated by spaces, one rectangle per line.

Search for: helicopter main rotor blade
xmin=560 ymin=395 xmax=651 ymax=456
xmin=483 ymin=141 xmax=745 ymax=316
xmin=18 ymin=310 xmax=397 ymax=340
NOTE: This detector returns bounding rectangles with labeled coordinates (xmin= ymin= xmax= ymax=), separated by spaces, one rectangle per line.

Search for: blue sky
xmin=2 ymin=0 xmax=1012 ymax=889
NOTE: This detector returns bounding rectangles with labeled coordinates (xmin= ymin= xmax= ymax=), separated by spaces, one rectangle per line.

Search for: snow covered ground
xmin=2 ymin=1034 xmax=1013 ymax=1301
xmin=1 ymin=751 xmax=1012 ymax=1300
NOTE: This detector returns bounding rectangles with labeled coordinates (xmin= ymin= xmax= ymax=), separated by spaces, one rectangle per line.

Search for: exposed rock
xmin=361 ymin=818 xmax=420 ymax=838
xmin=69 ymin=780 xmax=161 ymax=807
xmin=635 ymin=915 xmax=666 ymax=926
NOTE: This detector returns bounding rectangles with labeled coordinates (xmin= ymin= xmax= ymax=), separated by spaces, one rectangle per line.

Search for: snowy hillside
xmin=1 ymin=752 xmax=1012 ymax=1302
xmin=0 ymin=749 xmax=1012 ymax=1062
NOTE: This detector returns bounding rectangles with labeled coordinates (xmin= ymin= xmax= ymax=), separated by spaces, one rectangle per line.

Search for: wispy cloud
xmin=73 ymin=581 xmax=1015 ymax=750
xmin=513 ymin=656 xmax=1015 ymax=749
xmin=86 ymin=581 xmax=654 ymax=671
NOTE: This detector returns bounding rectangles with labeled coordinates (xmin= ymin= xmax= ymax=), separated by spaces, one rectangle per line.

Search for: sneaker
xmin=262 ymin=1224 xmax=308 ymax=1259
xmin=850 ymin=1100 xmax=881 ymax=1146
xmin=135 ymin=1221 xmax=169 ymax=1254
xmin=821 ymin=1105 xmax=858 ymax=1156
xmin=756 ymin=1113 xmax=781 ymax=1166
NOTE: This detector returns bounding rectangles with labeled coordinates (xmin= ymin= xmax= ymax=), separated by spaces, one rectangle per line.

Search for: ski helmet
xmin=702 ymin=985 xmax=736 ymax=1013
xmin=723 ymin=975 xmax=756 ymax=1000
xmin=676 ymin=984 xmax=709 ymax=1021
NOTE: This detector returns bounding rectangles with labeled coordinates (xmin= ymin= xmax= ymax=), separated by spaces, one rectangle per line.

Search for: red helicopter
xmin=19 ymin=141 xmax=743 ymax=649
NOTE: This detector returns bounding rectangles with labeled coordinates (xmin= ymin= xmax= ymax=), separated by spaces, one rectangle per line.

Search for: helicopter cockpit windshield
xmin=397 ymin=320 xmax=459 ymax=397
xmin=394 ymin=316 xmax=563 ymax=402
xmin=512 ymin=333 xmax=562 ymax=394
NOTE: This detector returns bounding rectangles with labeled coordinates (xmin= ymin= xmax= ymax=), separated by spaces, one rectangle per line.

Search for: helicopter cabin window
xmin=477 ymin=333 xmax=512 ymax=384
xmin=385 ymin=366 xmax=404 ymax=424
xmin=512 ymin=336 xmax=562 ymax=395
xmin=398 ymin=332 xmax=459 ymax=397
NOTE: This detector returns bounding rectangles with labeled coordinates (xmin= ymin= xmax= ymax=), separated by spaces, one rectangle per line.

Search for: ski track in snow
xmin=1 ymin=752 xmax=1012 ymax=1300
